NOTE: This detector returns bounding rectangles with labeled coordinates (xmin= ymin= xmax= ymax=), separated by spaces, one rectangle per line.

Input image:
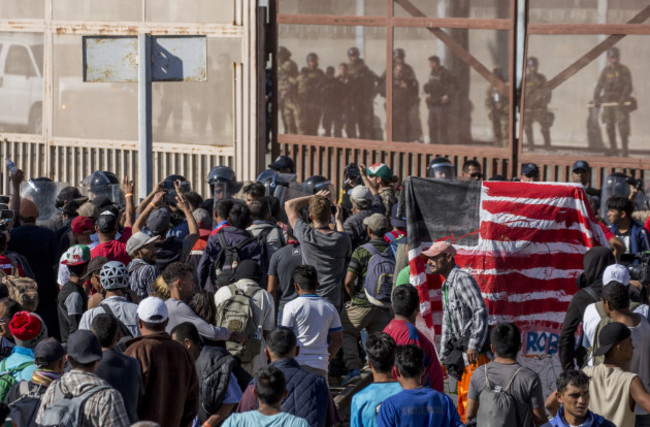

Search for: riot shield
xmin=600 ymin=172 xmax=646 ymax=224
xmin=20 ymin=179 xmax=67 ymax=229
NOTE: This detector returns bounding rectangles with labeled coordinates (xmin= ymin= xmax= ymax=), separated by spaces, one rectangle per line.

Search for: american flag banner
xmin=402 ymin=177 xmax=609 ymax=357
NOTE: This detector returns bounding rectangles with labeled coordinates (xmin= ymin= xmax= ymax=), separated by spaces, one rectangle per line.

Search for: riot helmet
xmin=268 ymin=155 xmax=295 ymax=174
xmin=526 ymin=57 xmax=538 ymax=68
xmin=306 ymin=53 xmax=319 ymax=64
xmin=393 ymin=48 xmax=405 ymax=60
xmin=162 ymin=174 xmax=191 ymax=196
xmin=427 ymin=157 xmax=455 ymax=179
xmin=607 ymin=47 xmax=620 ymax=59
xmin=303 ymin=175 xmax=333 ymax=195
xmin=208 ymin=166 xmax=237 ymax=201
xmin=80 ymin=170 xmax=124 ymax=207
xmin=278 ymin=46 xmax=291 ymax=61
xmin=347 ymin=47 xmax=360 ymax=58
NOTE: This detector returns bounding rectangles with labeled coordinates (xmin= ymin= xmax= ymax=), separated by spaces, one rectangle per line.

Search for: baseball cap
xmin=593 ymin=322 xmax=631 ymax=357
xmin=521 ymin=163 xmax=539 ymax=178
xmin=367 ymin=163 xmax=392 ymax=181
xmin=572 ymin=161 xmax=590 ymax=172
xmin=422 ymin=241 xmax=457 ymax=258
xmin=96 ymin=210 xmax=118 ymax=233
xmin=603 ymin=264 xmax=630 ymax=286
xmin=81 ymin=256 xmax=109 ymax=280
xmin=61 ymin=244 xmax=91 ymax=266
xmin=126 ymin=232 xmax=161 ymax=257
xmin=146 ymin=208 xmax=171 ymax=235
xmin=66 ymin=329 xmax=103 ymax=364
xmin=193 ymin=208 xmax=212 ymax=237
xmin=137 ymin=296 xmax=169 ymax=323
xmin=391 ymin=203 xmax=406 ymax=228
xmin=77 ymin=202 xmax=99 ymax=220
xmin=268 ymin=155 xmax=295 ymax=173
xmin=34 ymin=337 xmax=65 ymax=367
xmin=349 ymin=185 xmax=372 ymax=203
xmin=71 ymin=216 xmax=94 ymax=234
xmin=19 ymin=199 xmax=38 ymax=219
xmin=363 ymin=213 xmax=390 ymax=235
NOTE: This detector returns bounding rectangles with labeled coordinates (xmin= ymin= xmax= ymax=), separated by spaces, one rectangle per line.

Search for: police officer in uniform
xmin=522 ymin=57 xmax=552 ymax=149
xmin=593 ymin=47 xmax=633 ymax=157
xmin=394 ymin=48 xmax=422 ymax=142
xmin=423 ymin=55 xmax=454 ymax=145
xmin=485 ymin=67 xmax=509 ymax=146
xmin=297 ymin=53 xmax=326 ymax=136
xmin=346 ymin=47 xmax=379 ymax=140
xmin=379 ymin=49 xmax=419 ymax=142
xmin=277 ymin=46 xmax=299 ymax=134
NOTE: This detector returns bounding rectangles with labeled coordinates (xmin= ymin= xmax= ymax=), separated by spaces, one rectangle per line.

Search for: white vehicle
xmin=0 ymin=37 xmax=43 ymax=133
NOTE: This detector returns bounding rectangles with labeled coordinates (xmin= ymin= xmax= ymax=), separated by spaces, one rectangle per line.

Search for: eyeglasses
xmin=0 ymin=317 xmax=10 ymax=325
xmin=470 ymin=173 xmax=483 ymax=179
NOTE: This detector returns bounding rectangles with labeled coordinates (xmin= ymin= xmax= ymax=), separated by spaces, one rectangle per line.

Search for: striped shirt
xmin=127 ymin=259 xmax=158 ymax=300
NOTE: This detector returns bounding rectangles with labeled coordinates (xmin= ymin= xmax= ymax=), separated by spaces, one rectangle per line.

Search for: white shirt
xmin=214 ymin=278 xmax=275 ymax=375
xmin=583 ymin=301 xmax=650 ymax=364
xmin=629 ymin=318 xmax=650 ymax=415
xmin=280 ymin=294 xmax=342 ymax=372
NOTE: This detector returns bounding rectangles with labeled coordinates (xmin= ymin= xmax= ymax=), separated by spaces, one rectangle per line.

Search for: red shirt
xmin=91 ymin=240 xmax=131 ymax=266
xmin=383 ymin=318 xmax=444 ymax=393
xmin=0 ymin=255 xmax=23 ymax=276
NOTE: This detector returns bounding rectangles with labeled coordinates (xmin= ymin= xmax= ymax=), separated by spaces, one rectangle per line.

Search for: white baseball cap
xmin=602 ymin=264 xmax=630 ymax=287
xmin=137 ymin=297 xmax=168 ymax=323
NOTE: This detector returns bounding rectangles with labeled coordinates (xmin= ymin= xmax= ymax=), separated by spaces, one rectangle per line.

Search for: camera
xmin=625 ymin=176 xmax=644 ymax=191
xmin=627 ymin=251 xmax=650 ymax=284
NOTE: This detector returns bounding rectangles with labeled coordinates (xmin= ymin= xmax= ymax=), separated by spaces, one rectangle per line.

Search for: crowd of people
xmin=0 ymin=153 xmax=647 ymax=426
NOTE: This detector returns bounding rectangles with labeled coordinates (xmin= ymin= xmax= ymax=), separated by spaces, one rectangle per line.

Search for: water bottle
xmin=5 ymin=158 xmax=17 ymax=175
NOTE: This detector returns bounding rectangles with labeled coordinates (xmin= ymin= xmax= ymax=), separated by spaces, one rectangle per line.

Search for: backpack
xmin=212 ymin=232 xmax=256 ymax=289
xmin=0 ymin=265 xmax=39 ymax=312
xmin=361 ymin=243 xmax=395 ymax=307
xmin=254 ymin=226 xmax=279 ymax=271
xmin=0 ymin=359 xmax=34 ymax=402
xmin=215 ymin=284 xmax=262 ymax=363
xmin=37 ymin=383 xmax=112 ymax=427
xmin=7 ymin=381 xmax=43 ymax=426
xmin=476 ymin=365 xmax=524 ymax=427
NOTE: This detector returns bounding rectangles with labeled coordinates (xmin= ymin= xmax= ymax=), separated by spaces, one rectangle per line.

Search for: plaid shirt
xmin=36 ymin=370 xmax=130 ymax=427
xmin=440 ymin=266 xmax=488 ymax=357
xmin=127 ymin=258 xmax=159 ymax=299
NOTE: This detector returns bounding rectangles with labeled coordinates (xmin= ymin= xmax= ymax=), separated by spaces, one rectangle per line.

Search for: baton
xmin=587 ymin=101 xmax=633 ymax=107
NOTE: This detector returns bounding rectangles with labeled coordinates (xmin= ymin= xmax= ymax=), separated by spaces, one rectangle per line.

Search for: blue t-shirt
xmin=351 ymin=382 xmax=402 ymax=427
xmin=377 ymin=388 xmax=463 ymax=427
xmin=223 ymin=410 xmax=309 ymax=427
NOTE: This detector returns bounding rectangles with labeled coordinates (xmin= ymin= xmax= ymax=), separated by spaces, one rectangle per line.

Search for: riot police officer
xmin=80 ymin=170 xmax=124 ymax=207
xmin=423 ymin=56 xmax=455 ymax=145
xmin=393 ymin=48 xmax=421 ymax=142
xmin=346 ymin=47 xmax=379 ymax=140
xmin=485 ymin=67 xmax=509 ymax=146
xmin=522 ymin=57 xmax=552 ymax=148
xmin=297 ymin=53 xmax=326 ymax=136
xmin=277 ymin=46 xmax=299 ymax=134
xmin=427 ymin=156 xmax=455 ymax=179
xmin=593 ymin=47 xmax=634 ymax=157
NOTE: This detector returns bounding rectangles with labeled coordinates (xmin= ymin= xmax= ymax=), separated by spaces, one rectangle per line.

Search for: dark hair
xmin=67 ymin=262 xmax=88 ymax=278
xmin=556 ymin=370 xmax=590 ymax=393
xmin=188 ymin=291 xmax=216 ymax=325
xmin=366 ymin=332 xmax=396 ymax=374
xmin=255 ymin=366 xmax=287 ymax=405
xmin=249 ymin=199 xmax=269 ymax=221
xmin=141 ymin=320 xmax=167 ymax=332
xmin=267 ymin=196 xmax=281 ymax=220
xmin=215 ymin=199 xmax=234 ymax=221
xmin=162 ymin=262 xmax=192 ymax=287
xmin=428 ymin=55 xmax=440 ymax=64
xmin=184 ymin=192 xmax=204 ymax=211
xmin=242 ymin=182 xmax=265 ymax=199
xmin=293 ymin=265 xmax=318 ymax=292
xmin=0 ymin=298 xmax=22 ymax=319
xmin=606 ymin=196 xmax=633 ymax=217
xmin=67 ymin=356 xmax=97 ymax=369
xmin=90 ymin=313 xmax=119 ymax=347
xmin=601 ymin=282 xmax=630 ymax=311
xmin=462 ymin=159 xmax=481 ymax=173
xmin=266 ymin=327 xmax=297 ymax=358
xmin=62 ymin=201 xmax=80 ymax=218
xmin=490 ymin=322 xmax=521 ymax=359
xmin=229 ymin=203 xmax=251 ymax=229
xmin=392 ymin=284 xmax=420 ymax=317
xmin=170 ymin=322 xmax=202 ymax=347
xmin=395 ymin=344 xmax=424 ymax=379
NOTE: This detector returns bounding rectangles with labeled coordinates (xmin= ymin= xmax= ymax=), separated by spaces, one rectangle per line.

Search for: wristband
xmin=149 ymin=203 xmax=156 ymax=210
xmin=125 ymin=193 xmax=133 ymax=198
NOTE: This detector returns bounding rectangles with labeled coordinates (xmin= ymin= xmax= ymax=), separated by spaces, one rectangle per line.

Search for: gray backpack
xmin=361 ymin=243 xmax=395 ymax=307
xmin=476 ymin=365 xmax=524 ymax=427
xmin=38 ymin=383 xmax=112 ymax=427
xmin=215 ymin=285 xmax=263 ymax=363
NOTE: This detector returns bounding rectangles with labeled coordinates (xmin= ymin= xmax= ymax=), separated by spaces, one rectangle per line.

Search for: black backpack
xmin=211 ymin=232 xmax=256 ymax=289
xmin=7 ymin=381 xmax=44 ymax=426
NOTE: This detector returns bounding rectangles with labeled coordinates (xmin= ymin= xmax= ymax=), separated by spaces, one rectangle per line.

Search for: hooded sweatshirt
xmin=559 ymin=247 xmax=615 ymax=371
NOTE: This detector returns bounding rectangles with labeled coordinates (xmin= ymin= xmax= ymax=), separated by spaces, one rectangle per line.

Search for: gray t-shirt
xmin=268 ymin=243 xmax=302 ymax=311
xmin=293 ymin=219 xmax=352 ymax=311
xmin=467 ymin=362 xmax=544 ymax=427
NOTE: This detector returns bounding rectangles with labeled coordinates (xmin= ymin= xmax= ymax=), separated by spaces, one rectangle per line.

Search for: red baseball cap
xmin=71 ymin=216 xmax=94 ymax=234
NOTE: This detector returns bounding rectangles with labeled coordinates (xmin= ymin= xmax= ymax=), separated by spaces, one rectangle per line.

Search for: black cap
xmin=572 ymin=160 xmax=590 ymax=172
xmin=268 ymin=155 xmax=295 ymax=173
xmin=593 ymin=322 xmax=631 ymax=357
xmin=56 ymin=187 xmax=88 ymax=207
xmin=34 ymin=337 xmax=65 ymax=367
xmin=66 ymin=330 xmax=103 ymax=364
xmin=521 ymin=163 xmax=539 ymax=177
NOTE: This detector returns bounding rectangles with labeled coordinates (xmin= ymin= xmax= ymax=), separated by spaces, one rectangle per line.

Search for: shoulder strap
xmin=19 ymin=380 xmax=30 ymax=395
xmin=101 ymin=303 xmax=132 ymax=337
xmin=584 ymin=287 xmax=599 ymax=301
xmin=504 ymin=367 xmax=523 ymax=392
xmin=217 ymin=232 xmax=229 ymax=249
xmin=362 ymin=243 xmax=379 ymax=256
xmin=243 ymin=286 xmax=263 ymax=299
xmin=483 ymin=364 xmax=491 ymax=389
xmin=235 ymin=235 xmax=256 ymax=250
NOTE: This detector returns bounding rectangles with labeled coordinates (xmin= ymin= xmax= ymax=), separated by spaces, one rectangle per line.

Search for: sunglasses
xmin=470 ymin=173 xmax=483 ymax=179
